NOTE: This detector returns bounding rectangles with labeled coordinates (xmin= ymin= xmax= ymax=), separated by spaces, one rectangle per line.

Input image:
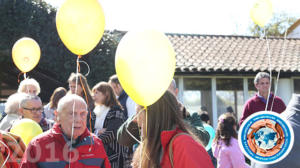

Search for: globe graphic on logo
xmin=254 ymin=127 xmax=278 ymax=150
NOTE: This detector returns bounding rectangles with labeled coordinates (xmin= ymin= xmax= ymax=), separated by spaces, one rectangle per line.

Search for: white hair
xmin=57 ymin=94 xmax=87 ymax=114
xmin=4 ymin=93 xmax=27 ymax=114
xmin=18 ymin=78 xmax=41 ymax=95
xmin=20 ymin=95 xmax=42 ymax=109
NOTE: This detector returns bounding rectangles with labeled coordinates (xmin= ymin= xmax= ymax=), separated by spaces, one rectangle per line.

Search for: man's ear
xmin=254 ymin=83 xmax=259 ymax=90
xmin=19 ymin=108 xmax=24 ymax=116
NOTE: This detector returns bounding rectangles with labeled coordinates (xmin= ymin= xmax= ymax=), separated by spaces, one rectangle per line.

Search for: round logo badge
xmin=238 ymin=111 xmax=294 ymax=164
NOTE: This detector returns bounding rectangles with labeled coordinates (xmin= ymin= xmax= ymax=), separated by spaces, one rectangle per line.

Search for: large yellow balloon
xmin=10 ymin=119 xmax=43 ymax=146
xmin=115 ymin=30 xmax=176 ymax=106
xmin=56 ymin=0 xmax=105 ymax=55
xmin=12 ymin=37 xmax=41 ymax=73
xmin=250 ymin=0 xmax=273 ymax=27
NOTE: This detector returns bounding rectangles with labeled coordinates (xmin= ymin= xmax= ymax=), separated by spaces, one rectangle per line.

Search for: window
xmin=216 ymin=78 xmax=244 ymax=121
xmin=293 ymin=79 xmax=300 ymax=94
xmin=183 ymin=78 xmax=212 ymax=119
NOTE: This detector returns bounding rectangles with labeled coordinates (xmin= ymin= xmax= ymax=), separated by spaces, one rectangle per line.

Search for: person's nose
xmin=73 ymin=113 xmax=82 ymax=123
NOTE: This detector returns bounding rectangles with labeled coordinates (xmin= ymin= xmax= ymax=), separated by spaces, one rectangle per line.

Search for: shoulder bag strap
xmin=168 ymin=132 xmax=190 ymax=168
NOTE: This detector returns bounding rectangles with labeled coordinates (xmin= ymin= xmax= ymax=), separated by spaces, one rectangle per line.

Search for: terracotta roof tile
xmin=167 ymin=34 xmax=300 ymax=73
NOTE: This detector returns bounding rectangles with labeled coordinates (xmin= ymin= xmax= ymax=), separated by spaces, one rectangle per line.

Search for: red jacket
xmin=160 ymin=128 xmax=214 ymax=168
xmin=20 ymin=123 xmax=111 ymax=168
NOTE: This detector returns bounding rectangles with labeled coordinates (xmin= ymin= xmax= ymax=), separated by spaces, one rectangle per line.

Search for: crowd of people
xmin=0 ymin=71 xmax=298 ymax=168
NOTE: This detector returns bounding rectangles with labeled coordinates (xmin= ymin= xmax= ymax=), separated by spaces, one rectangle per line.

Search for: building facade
xmin=168 ymin=34 xmax=300 ymax=128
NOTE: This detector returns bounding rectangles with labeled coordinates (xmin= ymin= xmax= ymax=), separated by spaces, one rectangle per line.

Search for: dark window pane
xmin=217 ymin=78 xmax=243 ymax=122
xmin=183 ymin=78 xmax=212 ymax=123
xmin=294 ymin=79 xmax=300 ymax=94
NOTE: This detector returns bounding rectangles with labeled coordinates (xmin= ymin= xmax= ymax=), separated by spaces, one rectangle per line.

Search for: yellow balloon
xmin=12 ymin=37 xmax=41 ymax=73
xmin=56 ymin=0 xmax=105 ymax=55
xmin=10 ymin=119 xmax=43 ymax=146
xmin=250 ymin=0 xmax=273 ymax=27
xmin=115 ymin=30 xmax=176 ymax=106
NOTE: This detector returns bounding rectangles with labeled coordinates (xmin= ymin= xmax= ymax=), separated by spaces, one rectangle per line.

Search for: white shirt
xmin=94 ymin=105 xmax=110 ymax=132
xmin=43 ymin=103 xmax=55 ymax=120
xmin=126 ymin=97 xmax=136 ymax=118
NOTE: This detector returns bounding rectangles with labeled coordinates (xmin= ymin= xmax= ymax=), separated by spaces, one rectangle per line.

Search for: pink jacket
xmin=212 ymin=137 xmax=249 ymax=168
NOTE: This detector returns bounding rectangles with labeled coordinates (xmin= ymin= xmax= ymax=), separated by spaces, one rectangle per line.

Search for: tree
xmin=249 ymin=13 xmax=297 ymax=37
xmin=0 ymin=0 xmax=120 ymax=100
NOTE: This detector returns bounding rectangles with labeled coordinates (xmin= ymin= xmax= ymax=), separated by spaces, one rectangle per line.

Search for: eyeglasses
xmin=22 ymin=107 xmax=43 ymax=112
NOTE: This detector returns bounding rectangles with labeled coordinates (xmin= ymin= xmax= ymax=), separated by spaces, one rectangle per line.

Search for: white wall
xmin=277 ymin=78 xmax=292 ymax=105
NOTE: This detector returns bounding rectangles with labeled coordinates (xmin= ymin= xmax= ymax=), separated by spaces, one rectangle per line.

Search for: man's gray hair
xmin=254 ymin=72 xmax=270 ymax=85
xmin=4 ymin=93 xmax=27 ymax=114
xmin=108 ymin=74 xmax=120 ymax=85
xmin=57 ymin=94 xmax=87 ymax=113
xmin=18 ymin=78 xmax=41 ymax=95
xmin=20 ymin=94 xmax=41 ymax=109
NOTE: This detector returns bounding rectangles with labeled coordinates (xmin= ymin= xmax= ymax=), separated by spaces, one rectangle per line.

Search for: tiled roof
xmin=167 ymin=34 xmax=300 ymax=73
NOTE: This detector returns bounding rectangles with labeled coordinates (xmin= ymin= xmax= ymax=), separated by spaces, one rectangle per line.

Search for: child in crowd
xmin=212 ymin=113 xmax=249 ymax=168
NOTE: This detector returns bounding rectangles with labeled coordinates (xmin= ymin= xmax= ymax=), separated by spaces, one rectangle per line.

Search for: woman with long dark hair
xmin=132 ymin=90 xmax=213 ymax=168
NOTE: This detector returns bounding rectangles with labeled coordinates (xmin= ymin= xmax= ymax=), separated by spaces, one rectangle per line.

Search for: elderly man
xmin=109 ymin=74 xmax=136 ymax=119
xmin=17 ymin=95 xmax=53 ymax=132
xmin=239 ymin=72 xmax=286 ymax=125
xmin=20 ymin=94 xmax=111 ymax=168
xmin=0 ymin=78 xmax=41 ymax=122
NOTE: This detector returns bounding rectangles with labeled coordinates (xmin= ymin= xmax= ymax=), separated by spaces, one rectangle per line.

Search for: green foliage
xmin=0 ymin=0 xmax=119 ymax=88
xmin=249 ymin=13 xmax=297 ymax=37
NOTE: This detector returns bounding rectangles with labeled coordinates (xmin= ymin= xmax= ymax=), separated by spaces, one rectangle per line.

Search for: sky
xmin=45 ymin=0 xmax=300 ymax=35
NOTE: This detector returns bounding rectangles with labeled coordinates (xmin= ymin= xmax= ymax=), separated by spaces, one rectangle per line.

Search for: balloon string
xmin=77 ymin=56 xmax=81 ymax=73
xmin=145 ymin=107 xmax=148 ymax=137
xmin=77 ymin=55 xmax=93 ymax=151
xmin=264 ymin=27 xmax=272 ymax=112
xmin=79 ymin=76 xmax=93 ymax=133
xmin=17 ymin=72 xmax=23 ymax=83
xmin=77 ymin=60 xmax=90 ymax=76
xmin=69 ymin=56 xmax=81 ymax=168
xmin=76 ymin=55 xmax=90 ymax=76
xmin=125 ymin=108 xmax=143 ymax=144
xmin=270 ymin=16 xmax=290 ymax=112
